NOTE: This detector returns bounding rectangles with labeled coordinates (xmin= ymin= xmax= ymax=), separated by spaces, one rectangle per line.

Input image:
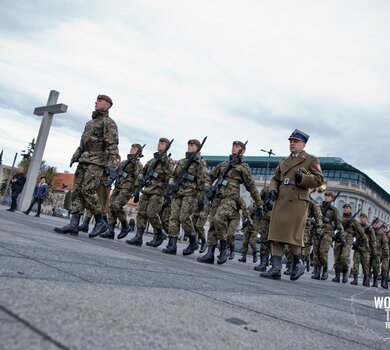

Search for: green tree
xmin=19 ymin=138 xmax=36 ymax=171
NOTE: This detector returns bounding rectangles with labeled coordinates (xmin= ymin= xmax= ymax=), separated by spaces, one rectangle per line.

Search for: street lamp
xmin=261 ymin=148 xmax=275 ymax=188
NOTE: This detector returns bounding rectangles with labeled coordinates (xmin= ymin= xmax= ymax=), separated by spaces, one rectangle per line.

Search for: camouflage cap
xmin=372 ymin=217 xmax=380 ymax=225
xmin=342 ymin=203 xmax=351 ymax=208
xmin=159 ymin=137 xmax=170 ymax=144
xmin=288 ymin=129 xmax=309 ymax=143
xmin=324 ymin=192 xmax=334 ymax=198
xmin=188 ymin=139 xmax=200 ymax=147
xmin=359 ymin=213 xmax=368 ymax=218
xmin=132 ymin=143 xmax=143 ymax=153
xmin=233 ymin=141 xmax=246 ymax=151
xmin=97 ymin=94 xmax=113 ymax=106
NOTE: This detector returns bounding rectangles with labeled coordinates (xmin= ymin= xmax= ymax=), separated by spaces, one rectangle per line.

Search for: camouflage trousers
xmin=108 ymin=187 xmax=130 ymax=224
xmin=301 ymin=226 xmax=313 ymax=262
xmin=136 ymin=193 xmax=164 ymax=231
xmin=227 ymin=217 xmax=240 ymax=247
xmin=192 ymin=206 xmax=210 ymax=241
xmin=351 ymin=249 xmax=370 ymax=275
xmin=333 ymin=234 xmax=354 ymax=273
xmin=84 ymin=174 xmax=110 ymax=219
xmin=370 ymin=256 xmax=380 ymax=277
xmin=241 ymin=228 xmax=258 ymax=255
xmin=169 ymin=195 xmax=196 ymax=238
xmin=207 ymin=197 xmax=239 ymax=246
xmin=259 ymin=219 xmax=271 ymax=257
xmin=380 ymin=256 xmax=389 ymax=278
xmin=70 ymin=163 xmax=104 ymax=215
xmin=160 ymin=203 xmax=171 ymax=234
xmin=312 ymin=230 xmax=333 ymax=269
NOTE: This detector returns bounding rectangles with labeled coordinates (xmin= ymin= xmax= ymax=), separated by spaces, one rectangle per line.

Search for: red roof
xmin=53 ymin=173 xmax=75 ymax=192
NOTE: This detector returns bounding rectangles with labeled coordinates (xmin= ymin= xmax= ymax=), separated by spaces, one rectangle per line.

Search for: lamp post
xmin=261 ymin=148 xmax=275 ymax=188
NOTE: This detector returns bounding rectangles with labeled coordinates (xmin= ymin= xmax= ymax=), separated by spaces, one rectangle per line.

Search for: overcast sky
xmin=0 ymin=0 xmax=389 ymax=192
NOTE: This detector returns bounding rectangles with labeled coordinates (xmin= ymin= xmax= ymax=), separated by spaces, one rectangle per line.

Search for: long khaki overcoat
xmin=268 ymin=151 xmax=324 ymax=246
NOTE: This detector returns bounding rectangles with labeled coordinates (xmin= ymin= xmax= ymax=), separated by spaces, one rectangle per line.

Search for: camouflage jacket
xmin=374 ymin=228 xmax=390 ymax=259
xmin=342 ymin=213 xmax=367 ymax=244
xmin=75 ymin=110 xmax=119 ymax=168
xmin=140 ymin=152 xmax=174 ymax=196
xmin=320 ymin=202 xmax=344 ymax=236
xmin=306 ymin=200 xmax=323 ymax=229
xmin=209 ymin=156 xmax=261 ymax=206
xmin=114 ymin=155 xmax=143 ymax=192
xmin=172 ymin=152 xmax=207 ymax=199
xmin=259 ymin=187 xmax=272 ymax=221
xmin=360 ymin=223 xmax=378 ymax=253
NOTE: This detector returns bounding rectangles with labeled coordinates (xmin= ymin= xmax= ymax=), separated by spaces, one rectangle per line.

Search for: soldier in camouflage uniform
xmin=254 ymin=187 xmax=272 ymax=272
xmin=377 ymin=223 xmax=389 ymax=289
xmin=162 ymin=139 xmax=207 ymax=256
xmin=159 ymin=196 xmax=172 ymax=237
xmin=227 ymin=197 xmax=249 ymax=260
xmin=54 ymin=95 xmax=119 ymax=238
xmin=192 ymin=204 xmax=210 ymax=253
xmin=238 ymin=203 xmax=260 ymax=263
xmin=302 ymin=199 xmax=323 ymax=272
xmin=197 ymin=141 xmax=261 ymax=265
xmin=333 ymin=203 xmax=366 ymax=283
xmin=100 ymin=144 xmax=143 ymax=240
xmin=126 ymin=138 xmax=174 ymax=247
xmin=312 ymin=192 xmax=344 ymax=281
xmin=349 ymin=213 xmax=377 ymax=286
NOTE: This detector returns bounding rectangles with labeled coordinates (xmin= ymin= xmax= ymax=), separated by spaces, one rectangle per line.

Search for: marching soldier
xmin=260 ymin=129 xmax=324 ymax=281
xmin=312 ymin=192 xmax=344 ymax=281
xmin=198 ymin=141 xmax=261 ymax=265
xmin=162 ymin=139 xmax=207 ymax=255
xmin=54 ymin=95 xmax=119 ymax=237
xmin=350 ymin=213 xmax=377 ymax=286
xmin=101 ymin=144 xmax=143 ymax=239
xmin=238 ymin=203 xmax=260 ymax=263
xmin=126 ymin=138 xmax=173 ymax=247
xmin=332 ymin=203 xmax=366 ymax=283
xmin=378 ymin=224 xmax=389 ymax=289
xmin=227 ymin=197 xmax=249 ymax=260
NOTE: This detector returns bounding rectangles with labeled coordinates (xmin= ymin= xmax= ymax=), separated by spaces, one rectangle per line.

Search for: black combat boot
xmin=117 ymin=220 xmax=131 ymax=240
xmin=146 ymin=233 xmax=157 ymax=246
xmin=259 ymin=256 xmax=282 ymax=280
xmin=321 ymin=266 xmax=328 ymax=280
xmin=351 ymin=274 xmax=358 ymax=285
xmin=78 ymin=215 xmax=91 ymax=232
xmin=197 ymin=245 xmax=216 ymax=264
xmin=125 ymin=227 xmax=144 ymax=246
xmin=372 ymin=275 xmax=378 ymax=287
xmin=381 ymin=277 xmax=388 ymax=289
xmin=217 ymin=240 xmax=229 ymax=265
xmin=153 ymin=228 xmax=167 ymax=247
xmin=254 ymin=254 xmax=268 ymax=272
xmin=311 ymin=265 xmax=321 ymax=280
xmin=283 ymin=261 xmax=292 ymax=276
xmin=199 ymin=239 xmax=207 ymax=253
xmin=238 ymin=254 xmax=247 ymax=263
xmin=229 ymin=245 xmax=235 ymax=260
xmin=162 ymin=236 xmax=178 ymax=255
xmin=332 ymin=269 xmax=341 ymax=283
xmin=102 ymin=214 xmax=108 ymax=223
xmin=290 ymin=255 xmax=305 ymax=281
xmin=342 ymin=270 xmax=349 ymax=283
xmin=54 ymin=213 xmax=81 ymax=235
xmin=183 ymin=235 xmax=199 ymax=255
xmin=89 ymin=213 xmax=109 ymax=238
xmin=363 ymin=275 xmax=370 ymax=287
xmin=253 ymin=250 xmax=259 ymax=263
xmin=100 ymin=223 xmax=115 ymax=239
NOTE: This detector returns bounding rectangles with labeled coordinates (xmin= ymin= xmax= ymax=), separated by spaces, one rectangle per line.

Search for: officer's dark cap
xmin=188 ymin=139 xmax=200 ymax=147
xmin=97 ymin=94 xmax=113 ymax=106
xmin=288 ymin=129 xmax=309 ymax=143
xmin=233 ymin=141 xmax=246 ymax=151
xmin=159 ymin=137 xmax=170 ymax=144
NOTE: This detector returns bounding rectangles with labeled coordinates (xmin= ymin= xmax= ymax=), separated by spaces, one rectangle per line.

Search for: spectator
xmin=23 ymin=177 xmax=48 ymax=217
xmin=7 ymin=167 xmax=26 ymax=212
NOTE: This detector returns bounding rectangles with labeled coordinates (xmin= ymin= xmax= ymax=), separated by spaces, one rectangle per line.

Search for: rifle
xmin=205 ymin=141 xmax=248 ymax=204
xmin=321 ymin=191 xmax=341 ymax=223
xmin=168 ymin=136 xmax=207 ymax=198
xmin=342 ymin=208 xmax=361 ymax=230
xmin=107 ymin=144 xmax=146 ymax=187
xmin=133 ymin=139 xmax=174 ymax=203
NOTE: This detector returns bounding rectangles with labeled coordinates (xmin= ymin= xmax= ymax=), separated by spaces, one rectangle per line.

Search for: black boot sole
xmin=197 ymin=258 xmax=214 ymax=264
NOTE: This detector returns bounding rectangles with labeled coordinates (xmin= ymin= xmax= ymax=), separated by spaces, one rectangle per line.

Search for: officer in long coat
xmin=260 ymin=129 xmax=324 ymax=281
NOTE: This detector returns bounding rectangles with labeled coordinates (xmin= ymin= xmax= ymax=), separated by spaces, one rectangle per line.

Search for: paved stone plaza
xmin=0 ymin=205 xmax=389 ymax=350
